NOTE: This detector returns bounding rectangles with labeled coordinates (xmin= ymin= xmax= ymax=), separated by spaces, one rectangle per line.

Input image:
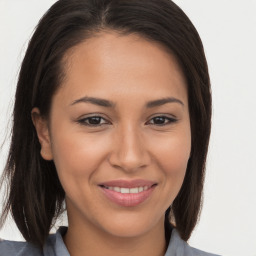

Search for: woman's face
xmin=34 ymin=31 xmax=191 ymax=238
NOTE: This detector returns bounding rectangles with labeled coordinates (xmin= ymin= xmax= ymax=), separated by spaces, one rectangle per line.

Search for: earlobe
xmin=31 ymin=108 xmax=53 ymax=161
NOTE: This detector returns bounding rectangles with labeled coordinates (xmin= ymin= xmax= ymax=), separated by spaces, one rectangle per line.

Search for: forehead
xmin=58 ymin=31 xmax=187 ymax=107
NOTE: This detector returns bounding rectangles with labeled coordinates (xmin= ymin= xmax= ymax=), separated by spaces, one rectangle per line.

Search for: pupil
xmin=154 ymin=117 xmax=165 ymax=124
xmin=90 ymin=117 xmax=101 ymax=124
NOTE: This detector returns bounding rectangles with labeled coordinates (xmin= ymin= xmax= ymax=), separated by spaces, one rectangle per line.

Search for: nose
xmin=108 ymin=124 xmax=151 ymax=173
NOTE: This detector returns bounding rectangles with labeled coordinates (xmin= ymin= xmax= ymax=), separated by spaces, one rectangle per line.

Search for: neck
xmin=63 ymin=216 xmax=167 ymax=256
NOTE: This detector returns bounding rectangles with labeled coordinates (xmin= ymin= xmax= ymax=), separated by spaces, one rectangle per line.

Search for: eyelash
xmin=76 ymin=115 xmax=178 ymax=127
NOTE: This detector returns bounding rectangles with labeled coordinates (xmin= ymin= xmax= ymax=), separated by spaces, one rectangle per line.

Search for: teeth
xmin=113 ymin=187 xmax=120 ymax=192
xmin=130 ymin=187 xmax=139 ymax=193
xmin=121 ymin=188 xmax=130 ymax=193
xmin=105 ymin=186 xmax=150 ymax=193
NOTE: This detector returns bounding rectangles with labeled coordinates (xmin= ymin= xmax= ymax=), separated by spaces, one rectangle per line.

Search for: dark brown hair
xmin=0 ymin=0 xmax=211 ymax=249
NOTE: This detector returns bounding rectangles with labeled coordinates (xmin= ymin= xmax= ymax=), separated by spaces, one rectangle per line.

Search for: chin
xmin=95 ymin=212 xmax=163 ymax=239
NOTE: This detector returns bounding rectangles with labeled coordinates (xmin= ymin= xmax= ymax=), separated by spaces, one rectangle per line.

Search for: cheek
xmin=50 ymin=128 xmax=109 ymax=185
xmin=150 ymin=131 xmax=191 ymax=186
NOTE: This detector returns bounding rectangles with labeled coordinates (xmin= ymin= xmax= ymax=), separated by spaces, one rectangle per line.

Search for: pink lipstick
xmin=99 ymin=179 xmax=157 ymax=207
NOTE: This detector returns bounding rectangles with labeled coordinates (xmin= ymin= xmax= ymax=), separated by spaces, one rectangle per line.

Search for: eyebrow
xmin=146 ymin=97 xmax=184 ymax=108
xmin=70 ymin=96 xmax=184 ymax=108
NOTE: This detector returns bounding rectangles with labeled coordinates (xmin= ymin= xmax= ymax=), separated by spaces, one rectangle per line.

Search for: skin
xmin=32 ymin=31 xmax=191 ymax=256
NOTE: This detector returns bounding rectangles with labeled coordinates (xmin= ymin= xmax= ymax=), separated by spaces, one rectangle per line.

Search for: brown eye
xmin=147 ymin=116 xmax=177 ymax=126
xmin=77 ymin=116 xmax=109 ymax=126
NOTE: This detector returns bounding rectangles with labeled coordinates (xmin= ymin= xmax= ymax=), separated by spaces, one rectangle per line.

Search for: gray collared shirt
xmin=0 ymin=226 xmax=220 ymax=256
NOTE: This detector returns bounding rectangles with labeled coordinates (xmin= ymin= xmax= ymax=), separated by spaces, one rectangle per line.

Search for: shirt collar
xmin=51 ymin=226 xmax=182 ymax=256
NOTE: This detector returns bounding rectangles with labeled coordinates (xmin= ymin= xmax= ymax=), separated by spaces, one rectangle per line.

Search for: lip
xmin=98 ymin=179 xmax=157 ymax=207
xmin=99 ymin=179 xmax=157 ymax=188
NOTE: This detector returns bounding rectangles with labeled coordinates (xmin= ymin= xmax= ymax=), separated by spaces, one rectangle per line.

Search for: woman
xmin=0 ymin=0 xmax=219 ymax=255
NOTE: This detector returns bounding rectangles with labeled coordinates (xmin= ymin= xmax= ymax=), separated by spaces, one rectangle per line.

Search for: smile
xmin=99 ymin=179 xmax=157 ymax=207
xmin=101 ymin=185 xmax=150 ymax=193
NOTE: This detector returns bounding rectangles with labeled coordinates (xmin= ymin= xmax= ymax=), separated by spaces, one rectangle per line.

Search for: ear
xmin=31 ymin=108 xmax=53 ymax=160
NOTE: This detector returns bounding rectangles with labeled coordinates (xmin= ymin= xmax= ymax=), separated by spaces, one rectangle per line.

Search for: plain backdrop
xmin=0 ymin=1 xmax=256 ymax=256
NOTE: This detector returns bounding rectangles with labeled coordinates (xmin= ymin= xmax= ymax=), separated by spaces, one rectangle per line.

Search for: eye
xmin=77 ymin=116 xmax=109 ymax=127
xmin=146 ymin=115 xmax=177 ymax=126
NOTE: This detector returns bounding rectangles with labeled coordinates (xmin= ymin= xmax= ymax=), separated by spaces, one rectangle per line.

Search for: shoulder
xmin=0 ymin=227 xmax=70 ymax=256
xmin=0 ymin=239 xmax=43 ymax=256
xmin=165 ymin=229 xmax=222 ymax=256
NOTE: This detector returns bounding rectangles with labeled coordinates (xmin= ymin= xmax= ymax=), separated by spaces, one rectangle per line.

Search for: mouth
xmin=99 ymin=184 xmax=157 ymax=194
xmin=98 ymin=179 xmax=157 ymax=207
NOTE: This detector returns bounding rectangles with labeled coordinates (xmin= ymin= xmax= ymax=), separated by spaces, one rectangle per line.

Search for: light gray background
xmin=0 ymin=1 xmax=256 ymax=256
